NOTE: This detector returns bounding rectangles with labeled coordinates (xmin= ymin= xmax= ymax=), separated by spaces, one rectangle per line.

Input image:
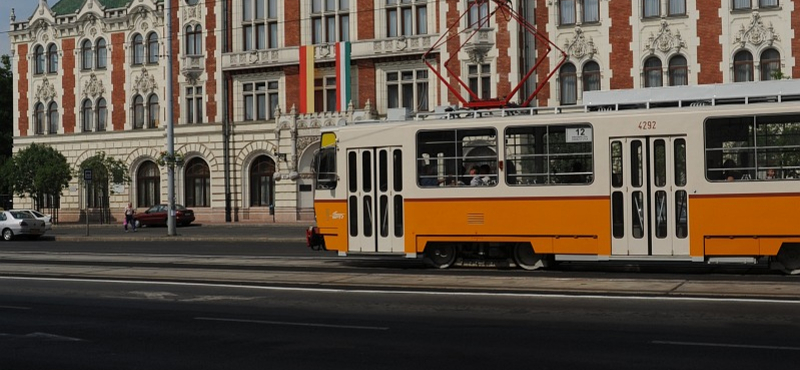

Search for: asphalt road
xmin=1 ymin=277 xmax=798 ymax=370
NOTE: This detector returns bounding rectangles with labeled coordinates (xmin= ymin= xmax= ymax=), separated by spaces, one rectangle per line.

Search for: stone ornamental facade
xmin=7 ymin=0 xmax=800 ymax=223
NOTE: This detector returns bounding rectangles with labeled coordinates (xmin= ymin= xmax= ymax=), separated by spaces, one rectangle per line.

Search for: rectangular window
xmin=416 ymin=128 xmax=498 ymax=187
xmin=733 ymin=0 xmax=751 ymax=10
xmin=560 ymin=0 xmax=576 ymax=25
xmin=312 ymin=0 xmax=349 ymax=44
xmin=705 ymin=114 xmax=800 ymax=181
xmin=583 ymin=0 xmax=600 ymax=23
xmin=468 ymin=64 xmax=492 ymax=101
xmin=467 ymin=0 xmax=490 ymax=28
xmin=668 ymin=0 xmax=686 ymax=15
xmin=643 ymin=0 xmax=660 ymax=17
xmin=243 ymin=0 xmax=278 ymax=50
xmin=759 ymin=0 xmax=778 ymax=7
xmin=504 ymin=124 xmax=594 ymax=185
xmin=386 ymin=69 xmax=429 ymax=112
xmin=186 ymin=86 xmax=203 ymax=124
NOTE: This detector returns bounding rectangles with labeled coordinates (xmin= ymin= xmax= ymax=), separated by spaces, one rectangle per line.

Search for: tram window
xmin=655 ymin=190 xmax=667 ymax=239
xmin=363 ymin=195 xmax=373 ymax=237
xmin=631 ymin=141 xmax=643 ymax=188
xmin=674 ymin=139 xmax=687 ymax=187
xmin=348 ymin=151 xmax=357 ymax=192
xmin=379 ymin=150 xmax=388 ymax=192
xmin=394 ymin=195 xmax=404 ymax=237
xmin=675 ymin=190 xmax=688 ymax=238
xmin=315 ymin=147 xmax=338 ymax=190
xmin=504 ymin=124 xmax=593 ymax=185
xmin=393 ymin=149 xmax=403 ymax=192
xmin=379 ymin=195 xmax=389 ymax=237
xmin=654 ymin=139 xmax=666 ymax=187
xmin=705 ymin=114 xmax=800 ymax=181
xmin=611 ymin=141 xmax=623 ymax=188
xmin=612 ymin=191 xmax=624 ymax=238
xmin=349 ymin=196 xmax=358 ymax=237
xmin=362 ymin=151 xmax=372 ymax=192
xmin=632 ymin=191 xmax=644 ymax=239
xmin=417 ymin=128 xmax=498 ymax=187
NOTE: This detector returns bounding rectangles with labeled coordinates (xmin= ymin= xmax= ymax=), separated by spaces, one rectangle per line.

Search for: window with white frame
xmin=48 ymin=102 xmax=59 ymax=134
xmin=759 ymin=0 xmax=778 ymax=8
xmin=33 ymin=45 xmax=44 ymax=75
xmin=467 ymin=63 xmax=492 ymax=101
xmin=387 ymin=69 xmax=429 ymax=112
xmin=96 ymin=39 xmax=107 ymax=69
xmin=133 ymin=94 xmax=145 ymax=128
xmin=387 ymin=0 xmax=427 ymax=37
xmin=147 ymin=32 xmax=159 ymax=64
xmin=760 ymin=49 xmax=781 ymax=81
xmin=559 ymin=1 xmax=576 ymax=25
xmin=185 ymin=25 xmax=202 ymax=55
xmin=643 ymin=0 xmax=660 ymax=18
xmin=733 ymin=50 xmax=754 ymax=82
xmin=148 ymin=94 xmax=159 ymax=128
xmin=312 ymin=0 xmax=349 ymax=44
xmin=466 ymin=0 xmax=489 ymax=29
xmin=82 ymin=99 xmax=93 ymax=131
xmin=583 ymin=0 xmax=600 ymax=23
xmin=668 ymin=55 xmax=688 ymax=86
xmin=243 ymin=81 xmax=279 ymax=121
xmin=34 ymin=103 xmax=44 ymax=135
xmin=560 ymin=63 xmax=577 ymax=105
xmin=186 ymin=86 xmax=204 ymax=124
xmin=47 ymin=44 xmax=58 ymax=73
xmin=582 ymin=61 xmax=601 ymax=92
xmin=243 ymin=0 xmax=279 ymax=50
xmin=81 ymin=40 xmax=93 ymax=70
xmin=132 ymin=34 xmax=144 ymax=65
xmin=314 ymin=76 xmax=337 ymax=113
xmin=96 ymin=98 xmax=107 ymax=131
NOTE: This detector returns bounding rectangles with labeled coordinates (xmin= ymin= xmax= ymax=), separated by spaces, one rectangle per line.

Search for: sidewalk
xmin=46 ymin=222 xmax=312 ymax=242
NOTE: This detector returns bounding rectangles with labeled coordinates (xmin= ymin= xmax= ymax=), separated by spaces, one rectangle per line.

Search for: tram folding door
xmin=609 ymin=137 xmax=689 ymax=257
xmin=346 ymin=147 xmax=405 ymax=254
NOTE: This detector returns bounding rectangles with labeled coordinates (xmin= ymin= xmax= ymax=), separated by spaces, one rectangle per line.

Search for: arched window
xmin=81 ymin=40 xmax=93 ymax=70
xmin=96 ymin=98 xmax=107 ymax=131
xmin=184 ymin=158 xmax=210 ymax=207
xmin=644 ymin=57 xmax=662 ymax=87
xmin=250 ymin=156 xmax=276 ymax=206
xmin=82 ymin=99 xmax=93 ymax=132
xmin=582 ymin=61 xmax=600 ymax=92
xmin=34 ymin=103 xmax=44 ymax=134
xmin=185 ymin=25 xmax=202 ymax=55
xmin=559 ymin=63 xmax=577 ymax=105
xmin=148 ymin=94 xmax=159 ymax=128
xmin=96 ymin=38 xmax=107 ymax=69
xmin=760 ymin=49 xmax=781 ymax=81
xmin=137 ymin=161 xmax=161 ymax=208
xmin=48 ymin=102 xmax=59 ymax=134
xmin=147 ymin=32 xmax=159 ymax=64
xmin=33 ymin=45 xmax=45 ymax=74
xmin=133 ymin=95 xmax=145 ymax=129
xmin=132 ymin=34 xmax=144 ymax=65
xmin=734 ymin=50 xmax=754 ymax=82
xmin=47 ymin=44 xmax=58 ymax=73
xmin=668 ymin=55 xmax=688 ymax=86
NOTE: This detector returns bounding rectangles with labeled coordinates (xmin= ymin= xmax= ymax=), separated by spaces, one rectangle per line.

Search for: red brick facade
xmin=111 ymin=32 xmax=126 ymax=131
xmin=697 ymin=1 xmax=723 ymax=84
xmin=171 ymin=0 xmax=181 ymax=124
xmin=608 ymin=1 xmax=633 ymax=90
xmin=17 ymin=44 xmax=29 ymax=136
xmin=357 ymin=60 xmax=376 ymax=109
xmin=535 ymin=0 xmax=551 ymax=106
xmin=205 ymin=0 xmax=217 ymax=121
xmin=284 ymin=1 xmax=300 ymax=47
xmin=444 ymin=0 xmax=463 ymax=105
xmin=357 ymin=0 xmax=375 ymax=40
xmin=61 ymin=39 xmax=76 ymax=134
xmin=495 ymin=8 xmax=511 ymax=99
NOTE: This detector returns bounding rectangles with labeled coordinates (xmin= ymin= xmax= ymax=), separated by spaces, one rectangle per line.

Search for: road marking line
xmin=0 ymin=305 xmax=30 ymax=310
xmin=652 ymin=340 xmax=800 ymax=351
xmin=195 ymin=317 xmax=389 ymax=331
xmin=2 ymin=276 xmax=799 ymax=305
xmin=0 ymin=332 xmax=85 ymax=341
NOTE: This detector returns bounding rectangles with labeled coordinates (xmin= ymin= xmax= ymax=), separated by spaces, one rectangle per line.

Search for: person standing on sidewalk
xmin=124 ymin=202 xmax=136 ymax=232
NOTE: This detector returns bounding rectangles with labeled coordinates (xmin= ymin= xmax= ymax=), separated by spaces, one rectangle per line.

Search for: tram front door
xmin=610 ymin=137 xmax=689 ymax=257
xmin=346 ymin=147 xmax=405 ymax=254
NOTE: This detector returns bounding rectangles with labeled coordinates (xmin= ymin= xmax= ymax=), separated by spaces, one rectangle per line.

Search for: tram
xmin=308 ymin=80 xmax=800 ymax=274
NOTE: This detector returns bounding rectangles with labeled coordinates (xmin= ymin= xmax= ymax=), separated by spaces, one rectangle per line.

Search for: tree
xmin=0 ymin=55 xmax=12 ymax=160
xmin=7 ymin=143 xmax=72 ymax=209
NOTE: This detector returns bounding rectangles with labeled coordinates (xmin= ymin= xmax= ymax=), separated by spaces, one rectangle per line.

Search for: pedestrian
xmin=124 ymin=202 xmax=136 ymax=232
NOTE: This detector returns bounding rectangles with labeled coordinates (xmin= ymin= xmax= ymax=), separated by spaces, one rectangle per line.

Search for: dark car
xmin=134 ymin=204 xmax=195 ymax=228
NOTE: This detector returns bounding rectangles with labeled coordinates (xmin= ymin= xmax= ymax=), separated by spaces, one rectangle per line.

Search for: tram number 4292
xmin=638 ymin=121 xmax=657 ymax=130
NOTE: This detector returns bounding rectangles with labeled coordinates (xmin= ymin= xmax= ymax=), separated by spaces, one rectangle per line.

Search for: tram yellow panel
xmin=690 ymin=194 xmax=800 ymax=257
xmin=404 ymin=196 xmax=610 ymax=255
xmin=313 ymin=200 xmax=348 ymax=252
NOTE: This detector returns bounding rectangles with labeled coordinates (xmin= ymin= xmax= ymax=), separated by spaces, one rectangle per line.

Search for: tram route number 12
xmin=638 ymin=121 xmax=657 ymax=130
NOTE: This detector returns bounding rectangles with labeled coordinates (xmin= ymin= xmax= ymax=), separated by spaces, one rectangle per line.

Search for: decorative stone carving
xmin=644 ymin=20 xmax=685 ymax=54
xmin=465 ymin=29 xmax=493 ymax=64
xmin=734 ymin=11 xmax=779 ymax=47
xmin=296 ymin=136 xmax=317 ymax=154
xmin=35 ymin=78 xmax=57 ymax=102
xmin=83 ymin=73 xmax=105 ymax=98
xmin=563 ymin=27 xmax=597 ymax=59
xmin=133 ymin=68 xmax=158 ymax=94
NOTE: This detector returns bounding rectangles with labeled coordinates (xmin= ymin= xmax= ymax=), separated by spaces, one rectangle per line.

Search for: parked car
xmin=0 ymin=210 xmax=47 ymax=241
xmin=11 ymin=209 xmax=53 ymax=231
xmin=134 ymin=204 xmax=195 ymax=228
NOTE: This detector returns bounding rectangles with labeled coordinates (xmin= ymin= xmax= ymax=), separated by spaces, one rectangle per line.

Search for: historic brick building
xmin=7 ymin=0 xmax=798 ymax=223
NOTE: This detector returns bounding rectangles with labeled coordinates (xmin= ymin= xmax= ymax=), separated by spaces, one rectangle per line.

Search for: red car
xmin=134 ymin=204 xmax=195 ymax=227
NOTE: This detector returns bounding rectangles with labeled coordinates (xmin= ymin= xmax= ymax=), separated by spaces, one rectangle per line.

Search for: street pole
xmin=165 ymin=0 xmax=176 ymax=236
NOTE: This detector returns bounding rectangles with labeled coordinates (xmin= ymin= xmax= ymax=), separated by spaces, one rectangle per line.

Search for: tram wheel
xmin=513 ymin=243 xmax=548 ymax=271
xmin=776 ymin=245 xmax=800 ymax=274
xmin=425 ymin=244 xmax=457 ymax=269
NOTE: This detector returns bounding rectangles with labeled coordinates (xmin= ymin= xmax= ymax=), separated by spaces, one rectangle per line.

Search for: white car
xmin=0 ymin=210 xmax=47 ymax=241
xmin=11 ymin=209 xmax=53 ymax=231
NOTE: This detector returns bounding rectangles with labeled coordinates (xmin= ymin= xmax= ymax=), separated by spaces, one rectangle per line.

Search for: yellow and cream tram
xmin=308 ymin=81 xmax=800 ymax=274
